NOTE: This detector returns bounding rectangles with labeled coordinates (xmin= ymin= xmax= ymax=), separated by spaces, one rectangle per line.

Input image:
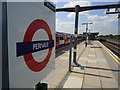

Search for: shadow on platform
xmin=72 ymin=71 xmax=113 ymax=79
xmin=90 ymin=46 xmax=102 ymax=48
xmin=72 ymin=62 xmax=120 ymax=72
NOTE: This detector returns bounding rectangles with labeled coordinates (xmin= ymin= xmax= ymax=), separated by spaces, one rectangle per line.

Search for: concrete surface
xmin=42 ymin=40 xmax=119 ymax=89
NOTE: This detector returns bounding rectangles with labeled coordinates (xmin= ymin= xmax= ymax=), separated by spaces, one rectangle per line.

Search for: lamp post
xmin=82 ymin=22 xmax=93 ymax=47
xmin=88 ymin=29 xmax=92 ymax=40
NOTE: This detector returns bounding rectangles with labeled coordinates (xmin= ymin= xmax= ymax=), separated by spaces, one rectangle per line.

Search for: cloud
xmin=88 ymin=14 xmax=118 ymax=22
xmin=91 ymin=21 xmax=118 ymax=35
xmin=87 ymin=15 xmax=118 ymax=35
xmin=67 ymin=12 xmax=89 ymax=18
xmin=56 ymin=18 xmax=87 ymax=34
xmin=64 ymin=1 xmax=91 ymax=19
xmin=56 ymin=19 xmax=74 ymax=34
xmin=67 ymin=12 xmax=75 ymax=18
xmin=88 ymin=15 xmax=107 ymax=21
xmin=63 ymin=1 xmax=92 ymax=7
xmin=56 ymin=13 xmax=118 ymax=35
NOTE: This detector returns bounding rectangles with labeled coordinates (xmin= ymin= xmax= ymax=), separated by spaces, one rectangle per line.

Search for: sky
xmin=52 ymin=0 xmax=119 ymax=35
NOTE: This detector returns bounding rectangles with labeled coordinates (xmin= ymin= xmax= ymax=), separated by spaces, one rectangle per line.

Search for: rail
xmin=99 ymin=39 xmax=120 ymax=58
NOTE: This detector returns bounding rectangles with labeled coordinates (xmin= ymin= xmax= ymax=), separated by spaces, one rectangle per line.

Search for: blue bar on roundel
xmin=16 ymin=40 xmax=54 ymax=57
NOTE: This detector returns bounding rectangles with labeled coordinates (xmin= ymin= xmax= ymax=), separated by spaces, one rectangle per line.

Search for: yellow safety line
xmin=98 ymin=41 xmax=120 ymax=65
xmin=104 ymin=47 xmax=120 ymax=65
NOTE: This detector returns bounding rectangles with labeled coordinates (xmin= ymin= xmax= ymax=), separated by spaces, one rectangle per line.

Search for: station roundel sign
xmin=23 ymin=19 xmax=53 ymax=72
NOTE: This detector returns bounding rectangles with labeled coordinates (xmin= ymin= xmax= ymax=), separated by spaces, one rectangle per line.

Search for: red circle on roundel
xmin=23 ymin=19 xmax=53 ymax=72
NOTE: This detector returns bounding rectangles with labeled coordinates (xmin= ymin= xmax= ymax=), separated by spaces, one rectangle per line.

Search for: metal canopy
xmin=106 ymin=11 xmax=120 ymax=14
xmin=56 ymin=4 xmax=120 ymax=12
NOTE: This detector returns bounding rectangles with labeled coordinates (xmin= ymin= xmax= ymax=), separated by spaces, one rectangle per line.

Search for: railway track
xmin=100 ymin=40 xmax=120 ymax=58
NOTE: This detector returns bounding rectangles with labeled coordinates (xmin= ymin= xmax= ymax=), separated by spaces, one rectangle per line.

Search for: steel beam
xmin=56 ymin=4 xmax=120 ymax=12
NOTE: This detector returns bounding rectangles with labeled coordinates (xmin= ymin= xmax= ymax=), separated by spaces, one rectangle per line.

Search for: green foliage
xmin=98 ymin=34 xmax=120 ymax=40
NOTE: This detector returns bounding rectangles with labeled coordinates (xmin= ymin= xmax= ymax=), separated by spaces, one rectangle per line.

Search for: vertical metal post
xmin=69 ymin=36 xmax=72 ymax=72
xmin=85 ymin=24 xmax=88 ymax=47
xmin=2 ymin=2 xmax=9 ymax=89
xmin=73 ymin=5 xmax=80 ymax=63
xmin=83 ymin=23 xmax=93 ymax=47
xmin=89 ymin=29 xmax=90 ymax=39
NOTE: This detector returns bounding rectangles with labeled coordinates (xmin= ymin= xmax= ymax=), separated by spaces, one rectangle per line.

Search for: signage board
xmin=1 ymin=1 xmax=55 ymax=88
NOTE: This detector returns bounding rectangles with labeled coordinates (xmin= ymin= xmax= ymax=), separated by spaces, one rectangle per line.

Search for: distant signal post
xmin=82 ymin=22 xmax=93 ymax=47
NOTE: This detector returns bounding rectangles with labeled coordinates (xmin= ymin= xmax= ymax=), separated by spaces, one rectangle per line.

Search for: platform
xmin=42 ymin=40 xmax=119 ymax=89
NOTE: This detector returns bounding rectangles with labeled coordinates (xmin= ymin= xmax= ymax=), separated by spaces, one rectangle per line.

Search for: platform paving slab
xmin=77 ymin=60 xmax=87 ymax=66
xmin=99 ymin=70 xmax=114 ymax=77
xmin=85 ymin=68 xmax=99 ymax=76
xmin=87 ymin=62 xmax=98 ymax=66
xmin=63 ymin=76 xmax=83 ymax=88
xmin=100 ymin=76 xmax=117 ymax=83
xmin=83 ymin=75 xmax=101 ymax=88
xmin=48 ymin=74 xmax=65 ymax=86
xmin=87 ymin=59 xmax=97 ymax=63
xmin=70 ymin=72 xmax=84 ymax=78
xmin=48 ymin=84 xmax=56 ymax=88
xmin=82 ymin=84 xmax=102 ymax=88
xmin=72 ymin=67 xmax=85 ymax=74
xmin=79 ymin=57 xmax=89 ymax=61
xmin=102 ymin=81 xmax=118 ymax=88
